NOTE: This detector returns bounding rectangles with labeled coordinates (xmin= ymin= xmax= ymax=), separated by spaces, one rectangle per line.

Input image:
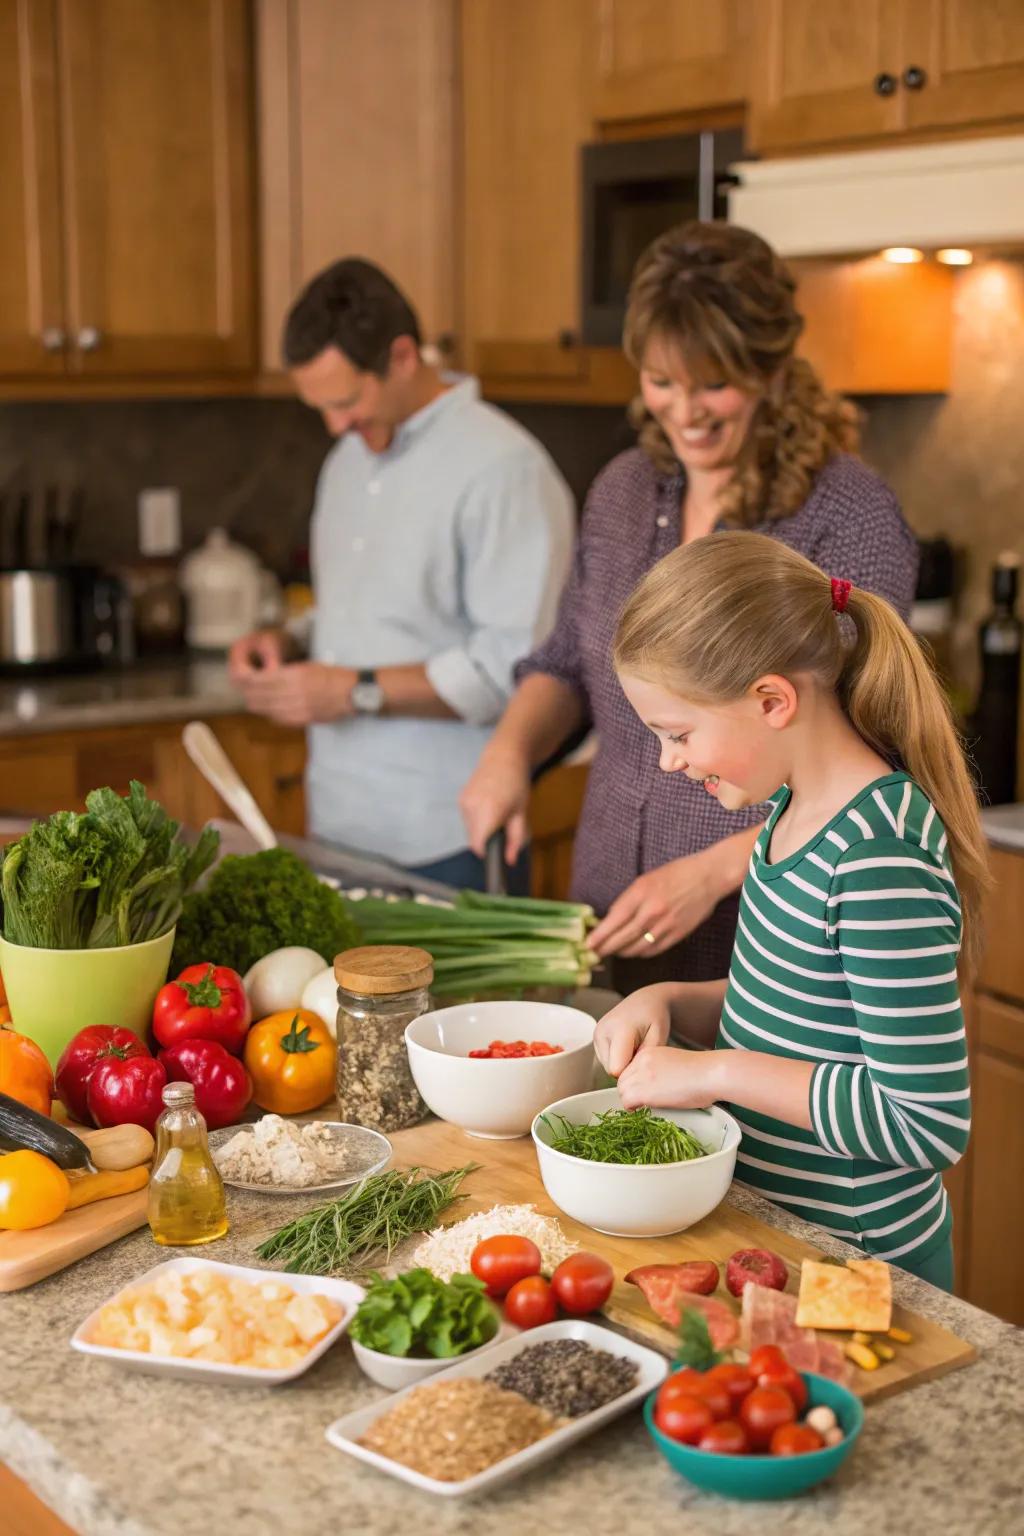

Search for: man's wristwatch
xmin=350 ymin=668 xmax=385 ymax=715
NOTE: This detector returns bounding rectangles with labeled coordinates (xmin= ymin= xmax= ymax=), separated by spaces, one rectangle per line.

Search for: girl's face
xmin=618 ymin=672 xmax=791 ymax=810
xmin=639 ymin=336 xmax=760 ymax=475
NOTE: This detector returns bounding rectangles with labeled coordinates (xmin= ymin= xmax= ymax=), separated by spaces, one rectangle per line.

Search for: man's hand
xmin=594 ymin=987 xmax=673 ymax=1078
xmin=238 ymin=662 xmax=356 ymax=727
xmin=227 ymin=627 xmax=299 ymax=683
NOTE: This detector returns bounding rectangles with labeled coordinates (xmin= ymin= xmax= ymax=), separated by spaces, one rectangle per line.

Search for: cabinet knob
xmin=557 ymin=329 xmax=577 ymax=350
xmin=76 ymin=326 xmax=103 ymax=352
xmin=873 ymin=71 xmax=898 ymax=96
xmin=40 ymin=327 xmax=66 ymax=352
xmin=902 ymin=65 xmax=927 ymax=90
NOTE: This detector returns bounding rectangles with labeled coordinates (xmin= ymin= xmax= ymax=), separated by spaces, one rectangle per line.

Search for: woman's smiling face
xmin=639 ymin=335 xmax=760 ymax=475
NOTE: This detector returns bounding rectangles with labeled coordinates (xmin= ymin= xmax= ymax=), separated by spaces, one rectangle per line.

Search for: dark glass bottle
xmin=971 ymin=554 xmax=1021 ymax=807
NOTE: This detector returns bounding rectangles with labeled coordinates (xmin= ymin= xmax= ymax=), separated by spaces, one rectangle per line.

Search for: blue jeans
xmin=408 ymin=846 xmax=531 ymax=895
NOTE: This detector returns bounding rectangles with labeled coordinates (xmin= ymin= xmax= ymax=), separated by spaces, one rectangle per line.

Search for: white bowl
xmin=351 ymin=1330 xmax=504 ymax=1390
xmin=531 ymin=1087 xmax=740 ymax=1237
xmin=405 ymin=1001 xmax=598 ymax=1139
xmin=71 ymin=1258 xmax=364 ymax=1386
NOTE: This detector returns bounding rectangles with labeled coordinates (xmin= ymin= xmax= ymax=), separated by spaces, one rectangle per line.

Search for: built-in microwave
xmin=580 ymin=128 xmax=746 ymax=346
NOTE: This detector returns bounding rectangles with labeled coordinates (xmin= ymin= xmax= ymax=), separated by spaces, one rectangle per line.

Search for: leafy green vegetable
xmin=0 ymin=782 xmax=218 ymax=950
xmin=350 ymin=1268 xmax=499 ymax=1358
xmin=673 ymin=1307 xmax=723 ymax=1372
xmin=255 ymin=1165 xmax=477 ymax=1276
xmin=172 ymin=847 xmax=361 ymax=976
xmin=540 ymin=1106 xmax=709 ymax=1166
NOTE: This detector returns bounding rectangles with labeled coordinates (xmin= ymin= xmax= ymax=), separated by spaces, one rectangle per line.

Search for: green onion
xmin=541 ymin=1107 xmax=709 ymax=1165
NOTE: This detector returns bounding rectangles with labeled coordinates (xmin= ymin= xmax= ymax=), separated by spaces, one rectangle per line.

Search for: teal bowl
xmin=644 ymin=1372 xmax=863 ymax=1500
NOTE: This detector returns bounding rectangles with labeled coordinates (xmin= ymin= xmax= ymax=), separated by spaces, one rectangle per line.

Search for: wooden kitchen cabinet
xmin=749 ymin=0 xmax=1024 ymax=153
xmin=0 ymin=0 xmax=255 ymax=382
xmin=592 ymin=0 xmax=751 ymax=124
xmin=256 ymin=0 xmax=457 ymax=377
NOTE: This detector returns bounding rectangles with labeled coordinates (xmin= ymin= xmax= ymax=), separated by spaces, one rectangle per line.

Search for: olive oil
xmin=148 ymin=1082 xmax=228 ymax=1246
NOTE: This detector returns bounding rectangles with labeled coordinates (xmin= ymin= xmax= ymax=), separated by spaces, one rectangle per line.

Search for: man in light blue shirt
xmin=230 ymin=258 xmax=574 ymax=887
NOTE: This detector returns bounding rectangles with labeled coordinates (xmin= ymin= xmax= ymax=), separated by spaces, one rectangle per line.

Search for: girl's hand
xmin=617 ymin=1045 xmax=720 ymax=1111
xmin=594 ymin=989 xmax=672 ymax=1077
xmin=588 ymin=849 xmax=723 ymax=958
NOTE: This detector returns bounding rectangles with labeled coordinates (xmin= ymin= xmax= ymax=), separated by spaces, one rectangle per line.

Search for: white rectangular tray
xmin=324 ymin=1317 xmax=669 ymax=1498
xmin=71 ymin=1256 xmax=364 ymax=1386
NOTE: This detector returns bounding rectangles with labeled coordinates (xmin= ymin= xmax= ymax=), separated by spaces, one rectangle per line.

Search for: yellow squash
xmin=0 ymin=1149 xmax=69 ymax=1229
xmin=244 ymin=1009 xmax=336 ymax=1115
xmin=66 ymin=1164 xmax=149 ymax=1210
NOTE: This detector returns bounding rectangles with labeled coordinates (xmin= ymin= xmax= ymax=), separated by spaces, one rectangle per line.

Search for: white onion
xmin=300 ymin=965 xmax=340 ymax=1039
xmin=244 ymin=947 xmax=327 ymax=1019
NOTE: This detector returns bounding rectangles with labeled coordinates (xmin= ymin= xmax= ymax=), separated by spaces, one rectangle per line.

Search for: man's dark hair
xmin=282 ymin=258 xmax=422 ymax=374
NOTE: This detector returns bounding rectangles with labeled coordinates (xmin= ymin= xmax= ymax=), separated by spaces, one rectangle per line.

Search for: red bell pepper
xmin=87 ymin=1051 xmax=167 ymax=1134
xmin=55 ymin=1026 xmax=150 ymax=1125
xmin=159 ymin=1039 xmax=252 ymax=1131
xmin=152 ymin=964 xmax=251 ymax=1055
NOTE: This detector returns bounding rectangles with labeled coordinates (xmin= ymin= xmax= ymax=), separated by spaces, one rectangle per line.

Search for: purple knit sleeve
xmin=514 ymin=501 xmax=589 ymax=697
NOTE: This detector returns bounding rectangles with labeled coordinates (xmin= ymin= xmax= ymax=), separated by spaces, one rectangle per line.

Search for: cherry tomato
xmin=551 ymin=1252 xmax=614 ymax=1315
xmin=704 ymin=1363 xmax=755 ymax=1411
xmin=739 ymin=1385 xmax=797 ymax=1451
xmin=697 ymin=1419 xmax=749 ymax=1455
xmin=757 ymin=1359 xmax=808 ymax=1413
xmin=770 ymin=1423 xmax=825 ymax=1456
xmin=657 ymin=1368 xmax=706 ymax=1406
xmin=748 ymin=1343 xmax=787 ymax=1378
xmin=694 ymin=1375 xmax=731 ymax=1421
xmin=470 ymin=1235 xmax=542 ymax=1297
xmin=654 ymin=1394 xmax=714 ymax=1446
xmin=503 ymin=1273 xmax=557 ymax=1328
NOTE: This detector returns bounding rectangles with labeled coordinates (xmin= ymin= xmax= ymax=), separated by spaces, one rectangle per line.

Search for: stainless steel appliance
xmin=580 ymin=128 xmax=745 ymax=345
xmin=0 ymin=566 xmax=129 ymax=672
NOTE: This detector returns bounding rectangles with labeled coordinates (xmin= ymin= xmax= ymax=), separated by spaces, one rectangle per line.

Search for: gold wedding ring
xmin=642 ymin=930 xmax=657 ymax=946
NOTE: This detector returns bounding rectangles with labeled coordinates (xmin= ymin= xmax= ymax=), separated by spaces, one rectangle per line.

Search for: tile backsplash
xmin=0 ymin=255 xmax=1021 ymax=696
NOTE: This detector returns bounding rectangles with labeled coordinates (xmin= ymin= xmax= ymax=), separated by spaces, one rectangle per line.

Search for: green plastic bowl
xmin=0 ymin=929 xmax=175 ymax=1069
xmin=644 ymin=1372 xmax=864 ymax=1500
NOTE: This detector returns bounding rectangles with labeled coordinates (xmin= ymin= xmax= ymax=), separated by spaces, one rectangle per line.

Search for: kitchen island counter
xmin=1 ymin=1165 xmax=1019 ymax=1536
xmin=0 ymin=659 xmax=243 ymax=738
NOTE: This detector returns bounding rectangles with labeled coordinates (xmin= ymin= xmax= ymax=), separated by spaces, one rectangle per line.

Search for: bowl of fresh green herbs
xmin=0 ymin=782 xmax=218 ymax=1066
xmin=348 ymin=1268 xmax=502 ymax=1389
xmin=532 ymin=1088 xmax=740 ymax=1238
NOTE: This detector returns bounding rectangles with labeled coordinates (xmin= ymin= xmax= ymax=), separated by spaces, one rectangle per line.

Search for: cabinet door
xmin=257 ymin=0 xmax=456 ymax=375
xmin=748 ymin=0 xmax=905 ymax=152
xmin=0 ymin=0 xmax=65 ymax=376
xmin=902 ymin=0 xmax=1024 ymax=131
xmin=593 ymin=0 xmax=750 ymax=122
xmin=57 ymin=0 xmax=255 ymax=375
xmin=967 ymin=1009 xmax=1024 ymax=1326
xmin=462 ymin=0 xmax=594 ymax=353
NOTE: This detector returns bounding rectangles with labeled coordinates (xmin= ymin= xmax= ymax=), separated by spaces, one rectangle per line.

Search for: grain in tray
xmin=358 ymin=1377 xmax=561 ymax=1482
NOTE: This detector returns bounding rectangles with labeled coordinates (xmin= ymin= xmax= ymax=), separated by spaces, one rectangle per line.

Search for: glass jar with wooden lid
xmin=334 ymin=945 xmax=433 ymax=1133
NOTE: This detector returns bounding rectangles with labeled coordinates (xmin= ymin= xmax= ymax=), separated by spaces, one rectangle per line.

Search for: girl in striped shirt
xmin=595 ymin=531 xmax=987 ymax=1288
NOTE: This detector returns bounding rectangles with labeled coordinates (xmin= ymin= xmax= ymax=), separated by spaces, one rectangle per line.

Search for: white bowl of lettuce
xmin=348 ymin=1269 xmax=503 ymax=1390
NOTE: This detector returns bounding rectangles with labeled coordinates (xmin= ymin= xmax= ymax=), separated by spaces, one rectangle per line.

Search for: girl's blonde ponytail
xmin=839 ymin=588 xmax=990 ymax=973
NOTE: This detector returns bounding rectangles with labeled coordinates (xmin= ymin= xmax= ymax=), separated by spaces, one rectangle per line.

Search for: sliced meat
xmin=815 ymin=1335 xmax=854 ymax=1387
xmin=686 ymin=1294 xmax=740 ymax=1352
xmin=626 ymin=1266 xmax=738 ymax=1349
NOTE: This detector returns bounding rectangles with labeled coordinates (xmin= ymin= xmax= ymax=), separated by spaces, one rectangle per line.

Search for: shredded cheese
xmin=413 ymin=1203 xmax=577 ymax=1281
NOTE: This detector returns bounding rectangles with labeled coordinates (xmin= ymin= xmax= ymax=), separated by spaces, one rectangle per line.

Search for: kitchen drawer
xmin=0 ymin=746 xmax=77 ymax=817
xmin=977 ymin=847 xmax=1024 ymax=1004
xmin=974 ymin=993 xmax=1024 ymax=1068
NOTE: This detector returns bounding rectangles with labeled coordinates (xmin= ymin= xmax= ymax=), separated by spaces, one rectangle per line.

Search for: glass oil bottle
xmin=147 ymin=1081 xmax=229 ymax=1245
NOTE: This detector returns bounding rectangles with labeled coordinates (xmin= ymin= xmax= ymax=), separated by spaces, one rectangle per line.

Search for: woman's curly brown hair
xmin=623 ymin=222 xmax=860 ymax=526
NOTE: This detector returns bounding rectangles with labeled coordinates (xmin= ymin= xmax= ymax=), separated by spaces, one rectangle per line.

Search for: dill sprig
xmin=541 ymin=1107 xmax=708 ymax=1166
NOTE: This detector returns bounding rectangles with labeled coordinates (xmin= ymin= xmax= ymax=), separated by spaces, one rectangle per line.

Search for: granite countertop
xmin=1 ymin=1162 xmax=1020 ymax=1536
xmin=0 ymin=658 xmax=244 ymax=737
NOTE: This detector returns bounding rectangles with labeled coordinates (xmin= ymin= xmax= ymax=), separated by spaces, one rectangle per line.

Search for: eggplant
xmin=0 ymin=1091 xmax=94 ymax=1170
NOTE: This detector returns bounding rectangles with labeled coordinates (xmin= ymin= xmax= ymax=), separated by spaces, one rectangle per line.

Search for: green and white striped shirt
xmin=716 ymin=771 xmax=969 ymax=1270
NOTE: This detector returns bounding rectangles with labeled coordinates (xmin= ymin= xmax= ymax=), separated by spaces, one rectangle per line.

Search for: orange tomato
xmin=0 ymin=1150 xmax=70 ymax=1229
xmin=0 ymin=1025 xmax=54 ymax=1116
xmin=243 ymin=1010 xmax=336 ymax=1115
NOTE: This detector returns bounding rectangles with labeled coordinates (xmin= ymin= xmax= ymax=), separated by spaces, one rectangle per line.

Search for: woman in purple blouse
xmin=461 ymin=222 xmax=918 ymax=992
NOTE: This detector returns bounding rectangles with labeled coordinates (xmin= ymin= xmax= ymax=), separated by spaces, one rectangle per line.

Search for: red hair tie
xmin=831 ymin=577 xmax=853 ymax=615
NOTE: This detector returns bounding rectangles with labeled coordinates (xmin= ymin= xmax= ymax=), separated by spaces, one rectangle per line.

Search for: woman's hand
xmin=460 ymin=747 xmax=532 ymax=863
xmin=588 ymin=848 xmax=722 ymax=958
xmin=617 ymin=1045 xmax=721 ymax=1112
xmin=594 ymin=987 xmax=673 ymax=1077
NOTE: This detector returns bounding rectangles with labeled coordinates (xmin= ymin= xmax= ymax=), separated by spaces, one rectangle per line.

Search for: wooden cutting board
xmin=388 ymin=1118 xmax=977 ymax=1405
xmin=0 ymin=1187 xmax=150 ymax=1293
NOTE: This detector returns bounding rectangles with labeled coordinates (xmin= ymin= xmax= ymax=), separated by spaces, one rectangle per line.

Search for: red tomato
xmin=757 ymin=1359 xmax=808 ymax=1413
xmin=503 ymin=1274 xmax=557 ymax=1329
xmin=470 ymin=1235 xmax=542 ymax=1297
xmin=697 ymin=1419 xmax=749 ymax=1456
xmin=704 ymin=1363 xmax=755 ymax=1411
xmin=551 ymin=1253 xmax=614 ymax=1315
xmin=770 ymin=1423 xmax=825 ymax=1456
xmin=694 ymin=1375 xmax=731 ymax=1422
xmin=739 ymin=1386 xmax=797 ymax=1451
xmin=658 ymin=1368 xmax=706 ymax=1403
xmin=654 ymin=1394 xmax=714 ymax=1446
xmin=748 ymin=1343 xmax=787 ymax=1378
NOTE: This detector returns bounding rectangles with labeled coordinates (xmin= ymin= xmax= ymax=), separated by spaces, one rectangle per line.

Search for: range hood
xmin=729 ymin=134 xmax=1024 ymax=257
